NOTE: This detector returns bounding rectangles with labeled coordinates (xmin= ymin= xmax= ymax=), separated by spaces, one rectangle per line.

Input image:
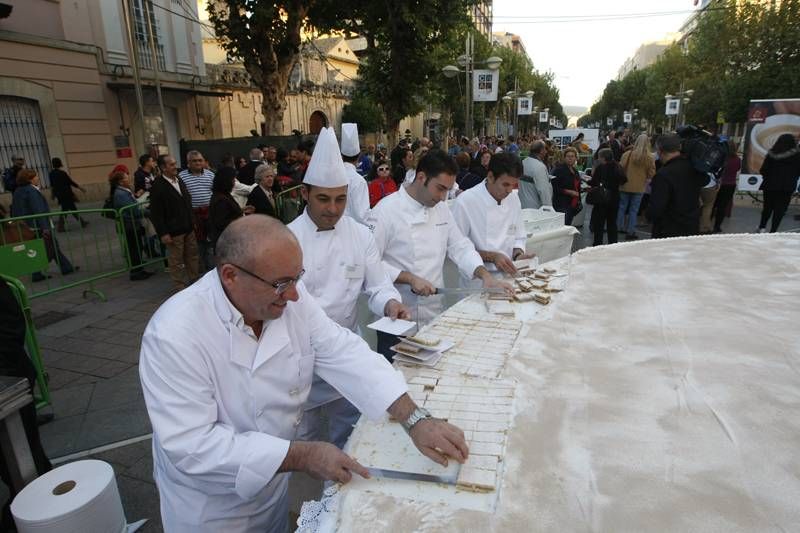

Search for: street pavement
xmin=16 ymin=198 xmax=799 ymax=532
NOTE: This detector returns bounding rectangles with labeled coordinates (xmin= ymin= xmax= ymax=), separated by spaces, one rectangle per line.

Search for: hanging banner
xmin=517 ymin=97 xmax=533 ymax=115
xmin=472 ymin=70 xmax=498 ymax=102
xmin=739 ymin=98 xmax=800 ymax=191
xmin=665 ymin=98 xmax=680 ymax=116
xmin=623 ymin=112 xmax=633 ymax=123
xmin=539 ymin=110 xmax=549 ymax=123
xmin=606 ymin=117 xmax=613 ymax=126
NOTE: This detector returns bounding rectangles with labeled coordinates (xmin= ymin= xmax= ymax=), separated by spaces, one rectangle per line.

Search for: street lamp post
xmin=443 ymin=32 xmax=502 ymax=139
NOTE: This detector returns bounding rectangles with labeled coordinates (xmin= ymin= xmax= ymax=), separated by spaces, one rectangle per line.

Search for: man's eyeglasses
xmin=230 ymin=264 xmax=304 ymax=295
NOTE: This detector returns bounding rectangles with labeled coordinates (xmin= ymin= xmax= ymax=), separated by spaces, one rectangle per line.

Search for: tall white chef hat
xmin=303 ymin=127 xmax=349 ymax=188
xmin=340 ymin=123 xmax=360 ymax=157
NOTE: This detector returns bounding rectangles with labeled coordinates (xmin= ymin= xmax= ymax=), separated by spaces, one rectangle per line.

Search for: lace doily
xmin=296 ymin=484 xmax=341 ymax=533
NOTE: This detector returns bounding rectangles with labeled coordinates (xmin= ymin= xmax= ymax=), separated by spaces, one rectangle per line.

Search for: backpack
xmin=102 ymin=196 xmax=116 ymax=219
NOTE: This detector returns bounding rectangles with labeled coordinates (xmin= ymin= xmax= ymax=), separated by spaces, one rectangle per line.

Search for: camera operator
xmin=647 ymin=134 xmax=710 ymax=238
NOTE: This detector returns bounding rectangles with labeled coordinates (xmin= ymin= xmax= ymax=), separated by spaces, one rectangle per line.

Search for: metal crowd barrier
xmin=275 ymin=184 xmax=304 ymax=224
xmin=2 ymin=274 xmax=51 ymax=409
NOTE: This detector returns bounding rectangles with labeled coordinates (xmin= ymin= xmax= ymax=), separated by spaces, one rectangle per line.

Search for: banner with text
xmin=473 ymin=70 xmax=498 ymax=102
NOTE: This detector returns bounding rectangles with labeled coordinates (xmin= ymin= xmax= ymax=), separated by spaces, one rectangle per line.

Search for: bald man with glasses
xmin=140 ymin=215 xmax=468 ymax=532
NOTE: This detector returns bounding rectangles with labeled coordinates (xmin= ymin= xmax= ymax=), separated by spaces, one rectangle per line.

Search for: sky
xmin=492 ymin=0 xmax=701 ymax=110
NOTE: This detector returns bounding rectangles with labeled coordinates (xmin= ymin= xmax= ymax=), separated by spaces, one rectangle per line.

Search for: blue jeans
xmin=296 ymin=397 xmax=361 ymax=449
xmin=617 ymin=192 xmax=643 ymax=234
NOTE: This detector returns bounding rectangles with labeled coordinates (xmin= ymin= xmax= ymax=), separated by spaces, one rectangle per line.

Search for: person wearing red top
xmin=712 ymin=139 xmax=741 ymax=233
xmin=367 ymin=162 xmax=398 ymax=207
xmin=551 ymin=147 xmax=583 ymax=225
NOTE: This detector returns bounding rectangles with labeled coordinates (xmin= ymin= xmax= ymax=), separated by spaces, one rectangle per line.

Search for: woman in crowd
xmin=455 ymin=151 xmax=483 ymax=191
xmin=758 ymin=133 xmax=800 ymax=233
xmin=617 ymin=133 xmax=656 ymax=240
xmin=11 ymin=169 xmax=77 ymax=281
xmin=712 ymin=139 xmax=741 ymax=233
xmin=472 ymin=150 xmax=491 ymax=180
xmin=246 ymin=164 xmax=279 ymax=218
xmin=49 ymin=157 xmax=89 ymax=231
xmin=109 ymin=170 xmax=153 ymax=281
xmin=551 ymin=147 xmax=583 ymax=225
xmin=209 ymin=167 xmax=252 ymax=249
xmin=589 ymin=148 xmax=627 ymax=246
xmin=367 ymin=160 xmax=398 ymax=208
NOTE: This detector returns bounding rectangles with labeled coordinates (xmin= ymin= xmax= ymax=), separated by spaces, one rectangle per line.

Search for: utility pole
xmin=121 ymin=0 xmax=147 ymax=153
xmin=465 ymin=32 xmax=473 ymax=140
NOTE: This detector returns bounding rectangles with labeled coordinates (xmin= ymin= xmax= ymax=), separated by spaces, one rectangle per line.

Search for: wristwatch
xmin=401 ymin=407 xmax=432 ymax=433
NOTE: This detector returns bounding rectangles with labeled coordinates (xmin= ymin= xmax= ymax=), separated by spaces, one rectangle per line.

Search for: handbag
xmin=586 ymin=185 xmax=608 ymax=206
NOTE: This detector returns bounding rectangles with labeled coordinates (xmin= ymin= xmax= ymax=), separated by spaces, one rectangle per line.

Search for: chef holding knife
xmin=451 ymin=152 xmax=534 ymax=288
xmin=288 ymin=126 xmax=410 ymax=449
xmin=367 ymin=149 xmax=514 ymax=359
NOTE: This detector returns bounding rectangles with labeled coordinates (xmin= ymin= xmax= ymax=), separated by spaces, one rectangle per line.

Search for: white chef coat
xmin=139 ymin=270 xmax=407 ymax=532
xmin=343 ymin=162 xmax=370 ymax=225
xmin=288 ymin=210 xmax=401 ymax=408
xmin=451 ymin=183 xmax=527 ymax=287
xmin=232 ymin=179 xmax=257 ymax=209
xmin=367 ymin=185 xmax=483 ymax=323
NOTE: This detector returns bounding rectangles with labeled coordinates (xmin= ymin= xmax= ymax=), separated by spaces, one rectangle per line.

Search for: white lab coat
xmin=367 ymin=185 xmax=483 ymax=324
xmin=139 ymin=271 xmax=407 ymax=532
xmin=288 ymin=210 xmax=401 ymax=408
xmin=343 ymin=162 xmax=370 ymax=225
xmin=451 ymin=183 xmax=527 ymax=287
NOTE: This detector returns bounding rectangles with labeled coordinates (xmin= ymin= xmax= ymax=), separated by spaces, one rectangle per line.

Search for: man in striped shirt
xmin=178 ymin=150 xmax=214 ymax=272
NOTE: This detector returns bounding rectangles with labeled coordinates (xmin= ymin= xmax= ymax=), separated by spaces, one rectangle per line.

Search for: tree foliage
xmin=341 ymin=90 xmax=384 ymax=133
xmin=580 ymin=0 xmax=800 ymax=131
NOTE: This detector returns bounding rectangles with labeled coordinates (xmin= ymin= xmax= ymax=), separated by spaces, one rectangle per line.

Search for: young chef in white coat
xmin=452 ymin=152 xmax=534 ymax=287
xmin=140 ymin=216 xmax=468 ymax=533
xmin=367 ymin=149 xmax=514 ymax=357
xmin=340 ymin=123 xmax=371 ymax=225
xmin=287 ymin=127 xmax=410 ymax=449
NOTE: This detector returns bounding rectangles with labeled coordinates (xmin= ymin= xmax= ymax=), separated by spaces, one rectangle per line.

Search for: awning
xmin=107 ymin=82 xmax=233 ymax=98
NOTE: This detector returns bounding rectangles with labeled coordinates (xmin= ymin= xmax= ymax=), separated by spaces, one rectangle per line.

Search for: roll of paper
xmin=11 ymin=459 xmax=127 ymax=533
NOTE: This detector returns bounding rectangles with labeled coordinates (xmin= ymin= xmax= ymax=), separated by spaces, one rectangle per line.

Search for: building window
xmin=0 ymin=96 xmax=53 ymax=187
xmin=132 ymin=0 xmax=166 ymax=71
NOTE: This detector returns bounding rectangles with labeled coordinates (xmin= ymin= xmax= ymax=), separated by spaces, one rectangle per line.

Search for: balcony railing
xmin=136 ymin=39 xmax=166 ymax=71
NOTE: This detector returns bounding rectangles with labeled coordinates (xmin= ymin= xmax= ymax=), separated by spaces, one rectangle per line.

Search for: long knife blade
xmin=365 ymin=467 xmax=459 ymax=485
xmin=434 ymin=287 xmax=507 ymax=295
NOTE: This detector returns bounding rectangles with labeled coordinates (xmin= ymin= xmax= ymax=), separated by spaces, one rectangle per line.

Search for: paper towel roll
xmin=11 ymin=459 xmax=127 ymax=533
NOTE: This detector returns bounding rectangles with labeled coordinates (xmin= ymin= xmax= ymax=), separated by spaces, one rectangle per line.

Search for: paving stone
xmin=93 ymin=439 xmax=152 ymax=468
xmin=89 ymin=360 xmax=133 ymax=379
xmin=87 ymin=376 xmax=144 ymax=413
xmin=40 ymin=414 xmax=83 ymax=457
xmin=115 ymin=475 xmax=163 ymax=532
xmin=39 ymin=348 xmax=71 ymax=366
xmin=49 ymin=353 xmax=108 ymax=374
xmin=46 ymin=368 xmax=88 ymax=391
xmin=122 ymin=451 xmax=155 ymax=484
xmin=49 ymin=382 xmax=95 ymax=418
xmin=76 ymin=401 xmax=151 ymax=451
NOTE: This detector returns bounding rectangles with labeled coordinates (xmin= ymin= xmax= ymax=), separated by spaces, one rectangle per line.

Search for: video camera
xmin=676 ymin=125 xmax=728 ymax=177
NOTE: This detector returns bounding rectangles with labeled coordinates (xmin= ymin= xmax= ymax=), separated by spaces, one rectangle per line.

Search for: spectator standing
xmin=179 ymin=151 xmax=215 ymax=272
xmin=294 ymin=139 xmax=314 ymax=181
xmin=11 ymin=169 xmax=77 ymax=281
xmin=455 ymin=152 xmax=483 ymax=192
xmin=357 ymin=144 xmax=376 ymax=176
xmin=712 ymin=139 xmax=741 ymax=233
xmin=551 ymin=147 xmax=583 ymax=225
xmin=49 ymin=157 xmax=88 ymax=231
xmin=150 ymin=155 xmax=199 ymax=291
xmin=757 ymin=133 xmax=800 ymax=233
xmin=588 ymin=148 xmax=627 ymax=246
xmin=134 ymin=154 xmax=157 ymax=197
xmin=647 ymin=135 xmax=709 ymax=238
xmin=520 ymin=140 xmax=553 ymax=209
xmin=209 ymin=167 xmax=251 ymax=250
xmin=506 ymin=135 xmax=520 ymax=156
xmin=237 ymin=148 xmax=264 ymax=185
xmin=367 ymin=161 xmax=397 ymax=208
xmin=110 ymin=171 xmax=153 ymax=281
xmin=618 ymin=134 xmax=656 ymax=240
xmin=472 ymin=151 xmax=491 ymax=180
xmin=246 ymin=164 xmax=279 ymax=218
xmin=392 ymin=147 xmax=414 ymax=187
xmin=2 ymin=155 xmax=24 ymax=194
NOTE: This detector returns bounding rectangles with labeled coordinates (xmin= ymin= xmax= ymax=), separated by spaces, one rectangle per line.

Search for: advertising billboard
xmin=739 ymin=98 xmax=800 ymax=191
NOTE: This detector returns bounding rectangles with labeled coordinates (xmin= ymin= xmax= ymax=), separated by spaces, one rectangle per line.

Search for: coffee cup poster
xmin=738 ymin=98 xmax=800 ymax=191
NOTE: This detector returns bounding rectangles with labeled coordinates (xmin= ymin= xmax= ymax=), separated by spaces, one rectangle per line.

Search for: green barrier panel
xmin=2 ymin=274 xmax=51 ymax=409
xmin=0 ymin=239 xmax=49 ymax=277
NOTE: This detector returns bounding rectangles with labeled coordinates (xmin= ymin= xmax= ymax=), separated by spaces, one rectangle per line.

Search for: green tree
xmin=341 ymin=91 xmax=384 ymax=133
